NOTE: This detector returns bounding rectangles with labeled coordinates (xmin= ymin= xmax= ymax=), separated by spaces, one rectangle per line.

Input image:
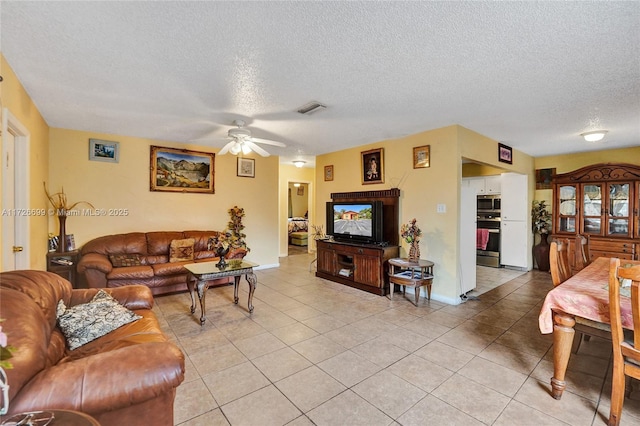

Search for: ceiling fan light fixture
xmin=297 ymin=101 xmax=326 ymax=115
xmin=293 ymin=160 xmax=306 ymax=168
xmin=580 ymin=130 xmax=608 ymax=142
xmin=229 ymin=143 xmax=242 ymax=155
xmin=241 ymin=143 xmax=252 ymax=155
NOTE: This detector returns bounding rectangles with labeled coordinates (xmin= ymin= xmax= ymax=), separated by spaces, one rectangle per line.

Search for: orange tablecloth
xmin=538 ymin=257 xmax=635 ymax=334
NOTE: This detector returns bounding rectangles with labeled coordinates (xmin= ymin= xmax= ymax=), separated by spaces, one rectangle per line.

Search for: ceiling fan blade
xmin=251 ymin=137 xmax=286 ymax=147
xmin=245 ymin=141 xmax=270 ymax=157
xmin=218 ymin=140 xmax=235 ymax=155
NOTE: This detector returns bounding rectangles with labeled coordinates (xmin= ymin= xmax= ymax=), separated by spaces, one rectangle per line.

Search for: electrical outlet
xmin=437 ymin=204 xmax=446 ymax=213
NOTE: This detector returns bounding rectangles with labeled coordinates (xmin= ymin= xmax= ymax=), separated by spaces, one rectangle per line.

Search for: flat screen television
xmin=326 ymin=201 xmax=384 ymax=244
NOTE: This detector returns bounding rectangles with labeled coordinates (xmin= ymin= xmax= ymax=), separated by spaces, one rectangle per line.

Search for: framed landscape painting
xmin=89 ymin=138 xmax=119 ymax=163
xmin=150 ymin=145 xmax=215 ymax=193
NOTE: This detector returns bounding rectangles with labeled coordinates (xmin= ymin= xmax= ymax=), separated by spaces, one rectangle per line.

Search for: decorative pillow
xmin=169 ymin=238 xmax=195 ymax=263
xmin=56 ymin=290 xmax=142 ymax=350
xmin=109 ymin=253 xmax=142 ymax=267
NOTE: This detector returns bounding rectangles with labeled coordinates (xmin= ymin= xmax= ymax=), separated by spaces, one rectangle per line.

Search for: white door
xmin=501 ymin=173 xmax=528 ymax=221
xmin=500 ymin=172 xmax=530 ymax=269
xmin=459 ymin=184 xmax=477 ymax=295
xmin=2 ymin=108 xmax=30 ymax=271
xmin=500 ymin=220 xmax=529 ymax=267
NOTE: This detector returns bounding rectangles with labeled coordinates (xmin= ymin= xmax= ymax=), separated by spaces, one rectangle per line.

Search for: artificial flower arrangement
xmin=400 ymin=218 xmax=422 ymax=244
xmin=207 ymin=206 xmax=250 ymax=253
xmin=44 ymin=182 xmax=94 ymax=214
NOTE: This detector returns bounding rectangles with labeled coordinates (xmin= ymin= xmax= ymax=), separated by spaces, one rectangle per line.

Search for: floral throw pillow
xmin=109 ymin=253 xmax=142 ymax=267
xmin=56 ymin=290 xmax=142 ymax=350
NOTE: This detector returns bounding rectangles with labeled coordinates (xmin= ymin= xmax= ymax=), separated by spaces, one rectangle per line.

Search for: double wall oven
xmin=477 ymin=195 xmax=501 ymax=268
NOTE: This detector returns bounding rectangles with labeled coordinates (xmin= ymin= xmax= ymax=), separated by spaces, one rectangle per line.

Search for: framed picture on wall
xmin=498 ymin=143 xmax=513 ymax=164
xmin=361 ymin=148 xmax=384 ymax=185
xmin=150 ymin=145 xmax=215 ymax=193
xmin=324 ymin=165 xmax=334 ymax=181
xmin=536 ymin=168 xmax=556 ymax=189
xmin=237 ymin=157 xmax=255 ymax=178
xmin=413 ymin=145 xmax=430 ymax=168
xmin=89 ymin=139 xmax=120 ymax=163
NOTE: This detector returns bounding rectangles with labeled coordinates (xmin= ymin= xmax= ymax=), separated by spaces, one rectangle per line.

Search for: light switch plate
xmin=437 ymin=204 xmax=446 ymax=213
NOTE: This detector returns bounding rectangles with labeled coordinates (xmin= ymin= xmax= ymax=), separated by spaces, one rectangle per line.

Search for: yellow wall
xmin=315 ymin=125 xmax=534 ymax=303
xmin=48 ymin=128 xmax=281 ymax=268
xmin=1 ymin=55 xmax=51 ymax=269
xmin=279 ymin=164 xmax=315 ymax=256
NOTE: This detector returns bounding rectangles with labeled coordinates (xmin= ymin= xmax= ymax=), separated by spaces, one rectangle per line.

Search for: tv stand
xmin=316 ymin=240 xmax=399 ymax=295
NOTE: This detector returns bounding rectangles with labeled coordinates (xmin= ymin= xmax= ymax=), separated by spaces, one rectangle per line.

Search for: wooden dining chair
xmin=608 ymin=258 xmax=640 ymax=426
xmin=549 ymin=239 xmax=611 ymax=354
xmin=575 ymin=235 xmax=591 ymax=271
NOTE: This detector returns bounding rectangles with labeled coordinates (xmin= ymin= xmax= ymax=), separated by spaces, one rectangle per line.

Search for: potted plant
xmin=531 ymin=200 xmax=552 ymax=271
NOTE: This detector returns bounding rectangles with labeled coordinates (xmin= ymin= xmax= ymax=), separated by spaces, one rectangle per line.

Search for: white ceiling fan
xmin=217 ymin=119 xmax=286 ymax=157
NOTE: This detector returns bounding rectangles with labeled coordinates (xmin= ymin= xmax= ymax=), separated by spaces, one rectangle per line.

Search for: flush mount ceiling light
xmin=580 ymin=130 xmax=608 ymax=142
xmin=293 ymin=160 xmax=306 ymax=168
xmin=297 ymin=101 xmax=326 ymax=115
xmin=293 ymin=183 xmax=301 ymax=187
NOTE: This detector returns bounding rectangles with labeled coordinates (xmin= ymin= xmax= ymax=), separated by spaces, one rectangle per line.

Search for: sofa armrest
xmin=77 ymin=253 xmax=113 ymax=275
xmin=8 ymin=342 xmax=185 ymax=415
xmin=70 ymin=285 xmax=154 ymax=310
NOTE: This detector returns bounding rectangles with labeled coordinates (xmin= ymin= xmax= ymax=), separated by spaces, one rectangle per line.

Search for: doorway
xmin=287 ymin=182 xmax=310 ymax=256
xmin=2 ymin=108 xmax=31 ymax=270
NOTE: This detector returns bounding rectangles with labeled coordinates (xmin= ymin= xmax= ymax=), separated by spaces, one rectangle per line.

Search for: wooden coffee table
xmin=184 ymin=260 xmax=258 ymax=325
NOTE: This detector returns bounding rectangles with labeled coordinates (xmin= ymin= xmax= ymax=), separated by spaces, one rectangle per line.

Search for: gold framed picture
xmin=413 ymin=145 xmax=430 ymax=169
xmin=150 ymin=145 xmax=215 ymax=193
xmin=324 ymin=165 xmax=334 ymax=181
xmin=361 ymin=148 xmax=384 ymax=185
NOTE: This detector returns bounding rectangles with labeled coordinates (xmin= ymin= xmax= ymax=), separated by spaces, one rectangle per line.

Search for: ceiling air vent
xmin=297 ymin=101 xmax=326 ymax=115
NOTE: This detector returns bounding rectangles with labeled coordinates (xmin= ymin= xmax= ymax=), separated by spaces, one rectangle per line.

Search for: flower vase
xmin=533 ymin=233 xmax=550 ymax=272
xmin=57 ymin=211 xmax=67 ymax=253
xmin=408 ymin=242 xmax=420 ymax=262
xmin=215 ymin=246 xmax=229 ymax=269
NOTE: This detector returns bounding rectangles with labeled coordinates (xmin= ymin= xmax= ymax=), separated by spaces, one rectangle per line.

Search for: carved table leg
xmin=186 ymin=274 xmax=197 ymax=314
xmin=414 ymin=285 xmax=420 ymax=306
xmin=551 ymin=311 xmax=576 ymax=399
xmin=234 ymin=275 xmax=241 ymax=304
xmin=246 ymin=272 xmax=257 ymax=313
xmin=196 ymin=279 xmax=210 ymax=326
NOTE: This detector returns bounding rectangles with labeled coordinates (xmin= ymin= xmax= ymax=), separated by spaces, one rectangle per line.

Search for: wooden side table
xmin=46 ymin=250 xmax=80 ymax=288
xmin=388 ymin=258 xmax=434 ymax=306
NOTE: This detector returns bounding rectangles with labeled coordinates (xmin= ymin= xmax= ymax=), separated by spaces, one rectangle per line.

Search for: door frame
xmin=2 ymin=108 xmax=31 ymax=270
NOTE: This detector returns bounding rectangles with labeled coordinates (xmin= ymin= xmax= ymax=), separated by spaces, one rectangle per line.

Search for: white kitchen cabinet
xmin=500 ymin=173 xmax=528 ymax=221
xmin=500 ymin=220 xmax=529 ymax=268
xmin=462 ymin=176 xmax=501 ymax=195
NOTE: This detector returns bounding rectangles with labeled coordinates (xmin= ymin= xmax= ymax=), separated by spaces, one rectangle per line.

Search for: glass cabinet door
xmin=556 ymin=184 xmax=577 ymax=233
xmin=607 ymin=183 xmax=631 ymax=237
xmin=582 ymin=184 xmax=603 ymax=235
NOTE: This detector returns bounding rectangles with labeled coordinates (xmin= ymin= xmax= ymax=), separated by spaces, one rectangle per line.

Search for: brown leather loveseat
xmin=0 ymin=270 xmax=185 ymax=426
xmin=77 ymin=230 xmax=247 ymax=295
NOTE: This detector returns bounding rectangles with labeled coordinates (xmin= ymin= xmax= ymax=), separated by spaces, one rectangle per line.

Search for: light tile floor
xmin=153 ymin=253 xmax=640 ymax=425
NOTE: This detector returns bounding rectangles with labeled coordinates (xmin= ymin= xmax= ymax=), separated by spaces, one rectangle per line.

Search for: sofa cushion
xmin=169 ymin=238 xmax=195 ymax=263
xmin=106 ymin=265 xmax=154 ymax=280
xmin=56 ymin=290 xmax=142 ymax=350
xmin=109 ymin=254 xmax=143 ymax=267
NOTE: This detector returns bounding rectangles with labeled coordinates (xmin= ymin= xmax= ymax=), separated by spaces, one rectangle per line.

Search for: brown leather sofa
xmin=0 ymin=270 xmax=185 ymax=426
xmin=77 ymin=230 xmax=247 ymax=295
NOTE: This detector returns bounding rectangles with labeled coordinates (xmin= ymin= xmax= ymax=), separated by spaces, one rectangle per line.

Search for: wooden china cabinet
xmin=551 ymin=163 xmax=640 ymax=272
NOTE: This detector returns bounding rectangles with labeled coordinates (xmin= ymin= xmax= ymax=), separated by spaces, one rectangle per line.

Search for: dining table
xmin=538 ymin=256 xmax=638 ymax=400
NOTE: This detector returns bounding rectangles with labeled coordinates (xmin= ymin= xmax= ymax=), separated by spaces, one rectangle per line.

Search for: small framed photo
xmin=361 ymin=148 xmax=384 ymax=185
xmin=297 ymin=186 xmax=304 ymax=196
xmin=237 ymin=157 xmax=255 ymax=178
xmin=324 ymin=165 xmax=334 ymax=181
xmin=65 ymin=234 xmax=76 ymax=251
xmin=89 ymin=139 xmax=119 ymax=163
xmin=413 ymin=145 xmax=430 ymax=169
xmin=498 ymin=143 xmax=513 ymax=164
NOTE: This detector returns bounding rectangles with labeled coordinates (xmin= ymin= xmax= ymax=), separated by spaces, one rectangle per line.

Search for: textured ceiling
xmin=2 ymin=1 xmax=639 ymax=167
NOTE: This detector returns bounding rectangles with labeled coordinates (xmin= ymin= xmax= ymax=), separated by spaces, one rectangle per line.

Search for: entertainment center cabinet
xmin=316 ymin=189 xmax=400 ymax=295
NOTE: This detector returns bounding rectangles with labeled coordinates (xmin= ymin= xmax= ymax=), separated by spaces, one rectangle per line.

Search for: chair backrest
xmin=608 ymin=258 xmax=640 ymax=365
xmin=550 ymin=239 xmax=572 ymax=286
xmin=575 ymin=235 xmax=591 ymax=271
